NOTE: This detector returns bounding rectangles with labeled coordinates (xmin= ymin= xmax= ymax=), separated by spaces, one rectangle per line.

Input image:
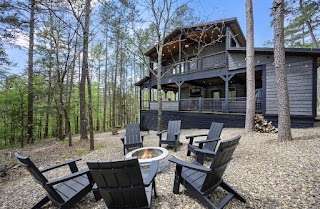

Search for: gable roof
xmin=145 ymin=17 xmax=246 ymax=58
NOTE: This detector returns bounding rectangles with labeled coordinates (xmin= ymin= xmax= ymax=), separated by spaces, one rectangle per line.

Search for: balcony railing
xmin=180 ymin=97 xmax=262 ymax=113
xmin=161 ymin=51 xmax=226 ymax=76
xmin=144 ymin=97 xmax=263 ymax=113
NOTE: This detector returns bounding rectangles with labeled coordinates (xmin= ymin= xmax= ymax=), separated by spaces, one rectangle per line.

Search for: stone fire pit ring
xmin=126 ymin=147 xmax=169 ymax=173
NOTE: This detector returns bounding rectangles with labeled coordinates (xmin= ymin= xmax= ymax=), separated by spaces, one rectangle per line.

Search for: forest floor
xmin=0 ymin=124 xmax=319 ymax=209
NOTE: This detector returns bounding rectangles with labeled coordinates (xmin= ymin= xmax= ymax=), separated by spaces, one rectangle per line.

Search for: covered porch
xmin=139 ymin=68 xmax=265 ymax=114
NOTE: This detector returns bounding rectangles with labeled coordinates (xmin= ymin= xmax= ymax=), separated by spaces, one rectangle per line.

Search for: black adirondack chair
xmin=121 ymin=123 xmax=144 ymax=155
xmin=186 ymin=122 xmax=224 ymax=164
xmin=15 ymin=152 xmax=93 ymax=209
xmin=87 ymin=157 xmax=158 ymax=209
xmin=157 ymin=120 xmax=181 ymax=152
xmin=169 ymin=136 xmax=246 ymax=209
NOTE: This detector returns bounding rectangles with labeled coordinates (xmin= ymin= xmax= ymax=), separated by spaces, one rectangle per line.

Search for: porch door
xmin=211 ymin=90 xmax=222 ymax=112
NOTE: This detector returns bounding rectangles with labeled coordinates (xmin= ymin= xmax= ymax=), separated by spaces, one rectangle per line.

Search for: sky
xmin=5 ymin=0 xmax=274 ymax=75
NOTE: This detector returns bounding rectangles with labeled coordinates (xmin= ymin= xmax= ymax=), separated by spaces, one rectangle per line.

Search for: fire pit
xmin=126 ymin=147 xmax=169 ymax=173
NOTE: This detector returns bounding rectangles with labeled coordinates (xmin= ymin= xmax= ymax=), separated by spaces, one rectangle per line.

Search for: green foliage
xmin=267 ymin=0 xmax=319 ymax=47
xmin=0 ymin=0 xmax=22 ymax=65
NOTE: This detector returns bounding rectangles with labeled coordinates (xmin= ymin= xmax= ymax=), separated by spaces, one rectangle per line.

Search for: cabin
xmin=135 ymin=17 xmax=320 ymax=130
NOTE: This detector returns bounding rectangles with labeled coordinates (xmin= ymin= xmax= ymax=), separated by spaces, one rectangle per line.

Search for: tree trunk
xmin=273 ymin=0 xmax=292 ymax=141
xmin=44 ymin=57 xmax=52 ymax=139
xmin=157 ymin=41 xmax=164 ymax=131
xmin=87 ymin=73 xmax=94 ymax=150
xmin=79 ymin=0 xmax=91 ymax=140
xmin=112 ymin=21 xmax=120 ymax=130
xmin=27 ymin=0 xmax=35 ymax=144
xmin=245 ymin=0 xmax=256 ymax=133
xmin=96 ymin=58 xmax=101 ymax=131
xmin=119 ymin=43 xmax=123 ymax=127
xmin=103 ymin=27 xmax=108 ymax=132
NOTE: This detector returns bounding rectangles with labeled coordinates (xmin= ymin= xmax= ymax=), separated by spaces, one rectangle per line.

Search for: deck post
xmin=225 ymin=78 xmax=229 ymax=112
xmin=198 ymin=97 xmax=202 ymax=112
xmin=140 ymin=86 xmax=142 ymax=109
xmin=220 ymin=74 xmax=235 ymax=113
xmin=179 ymin=34 xmax=182 ymax=74
xmin=147 ymin=83 xmax=152 ymax=110
xmin=175 ymin=81 xmax=184 ymax=111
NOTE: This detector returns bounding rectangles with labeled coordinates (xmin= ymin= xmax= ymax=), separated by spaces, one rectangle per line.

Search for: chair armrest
xmin=46 ymin=169 xmax=90 ymax=186
xmin=194 ymin=138 xmax=220 ymax=144
xmin=143 ymin=160 xmax=159 ymax=186
xmin=157 ymin=130 xmax=167 ymax=136
xmin=174 ymin=130 xmax=181 ymax=136
xmin=169 ymin=157 xmax=211 ymax=173
xmin=120 ymin=134 xmax=125 ymax=144
xmin=194 ymin=148 xmax=216 ymax=156
xmin=40 ymin=158 xmax=81 ymax=173
xmin=185 ymin=134 xmax=208 ymax=139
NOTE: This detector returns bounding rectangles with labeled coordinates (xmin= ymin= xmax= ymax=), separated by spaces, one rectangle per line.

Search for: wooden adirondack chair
xmin=121 ymin=124 xmax=144 ymax=155
xmin=157 ymin=120 xmax=181 ymax=152
xmin=186 ymin=122 xmax=224 ymax=164
xmin=87 ymin=157 xmax=158 ymax=209
xmin=169 ymin=136 xmax=246 ymax=209
xmin=15 ymin=152 xmax=93 ymax=209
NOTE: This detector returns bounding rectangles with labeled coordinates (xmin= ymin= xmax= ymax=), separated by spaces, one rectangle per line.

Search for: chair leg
xmin=153 ymin=179 xmax=158 ymax=198
xmin=174 ymin=143 xmax=177 ymax=152
xmin=173 ymin=165 xmax=182 ymax=194
xmin=196 ymin=153 xmax=205 ymax=165
xmin=187 ymin=149 xmax=191 ymax=156
xmin=32 ymin=196 xmax=49 ymax=209
xmin=220 ymin=181 xmax=246 ymax=203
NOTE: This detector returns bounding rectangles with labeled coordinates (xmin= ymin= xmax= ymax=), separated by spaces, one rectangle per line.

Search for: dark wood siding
xmin=228 ymin=53 xmax=315 ymax=116
xmin=140 ymin=110 xmax=315 ymax=130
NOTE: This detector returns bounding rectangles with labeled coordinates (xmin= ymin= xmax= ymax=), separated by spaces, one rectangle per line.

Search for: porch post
xmin=220 ymin=74 xmax=235 ymax=113
xmin=175 ymin=81 xmax=184 ymax=111
xmin=140 ymin=86 xmax=142 ymax=110
xmin=179 ymin=34 xmax=182 ymax=74
xmin=225 ymin=78 xmax=229 ymax=112
xmin=148 ymin=84 xmax=152 ymax=109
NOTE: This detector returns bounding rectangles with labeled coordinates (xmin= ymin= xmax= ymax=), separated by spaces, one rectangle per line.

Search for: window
xmin=228 ymin=87 xmax=236 ymax=98
xmin=190 ymin=87 xmax=202 ymax=97
xmin=211 ymin=90 xmax=222 ymax=98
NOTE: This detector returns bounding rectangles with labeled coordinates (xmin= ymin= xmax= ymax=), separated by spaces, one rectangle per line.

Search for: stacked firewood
xmin=254 ymin=114 xmax=277 ymax=133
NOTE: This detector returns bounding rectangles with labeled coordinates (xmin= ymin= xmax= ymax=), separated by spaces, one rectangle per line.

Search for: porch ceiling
xmin=159 ymin=70 xmax=262 ymax=90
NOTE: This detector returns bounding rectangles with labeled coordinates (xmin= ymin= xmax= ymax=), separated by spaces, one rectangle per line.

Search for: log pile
xmin=254 ymin=114 xmax=277 ymax=133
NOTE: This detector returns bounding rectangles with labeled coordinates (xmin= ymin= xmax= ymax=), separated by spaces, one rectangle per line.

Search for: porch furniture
xmin=169 ymin=136 xmax=246 ymax=209
xmin=121 ymin=123 xmax=144 ymax=155
xmin=186 ymin=122 xmax=223 ymax=164
xmin=87 ymin=157 xmax=158 ymax=209
xmin=14 ymin=152 xmax=93 ymax=209
xmin=157 ymin=120 xmax=181 ymax=152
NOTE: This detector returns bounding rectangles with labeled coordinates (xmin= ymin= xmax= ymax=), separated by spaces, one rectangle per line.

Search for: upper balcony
xmin=161 ymin=51 xmax=227 ymax=77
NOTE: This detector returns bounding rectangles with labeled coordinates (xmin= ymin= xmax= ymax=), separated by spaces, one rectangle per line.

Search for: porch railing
xmin=162 ymin=51 xmax=226 ymax=76
xmin=180 ymin=97 xmax=263 ymax=113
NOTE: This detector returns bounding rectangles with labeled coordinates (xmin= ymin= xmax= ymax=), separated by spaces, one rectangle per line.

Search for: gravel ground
xmin=0 ymin=126 xmax=319 ymax=209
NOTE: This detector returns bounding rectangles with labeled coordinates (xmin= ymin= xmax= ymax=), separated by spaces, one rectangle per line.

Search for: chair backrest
xmin=14 ymin=152 xmax=64 ymax=203
xmin=87 ymin=157 xmax=148 ymax=208
xmin=204 ymin=122 xmax=224 ymax=151
xmin=200 ymin=136 xmax=240 ymax=193
xmin=167 ymin=120 xmax=181 ymax=141
xmin=125 ymin=124 xmax=141 ymax=145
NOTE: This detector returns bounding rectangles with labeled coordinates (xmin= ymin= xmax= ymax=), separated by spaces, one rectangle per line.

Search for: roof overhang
xmin=135 ymin=76 xmax=150 ymax=87
xmin=145 ymin=17 xmax=246 ymax=59
xmin=228 ymin=47 xmax=320 ymax=67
